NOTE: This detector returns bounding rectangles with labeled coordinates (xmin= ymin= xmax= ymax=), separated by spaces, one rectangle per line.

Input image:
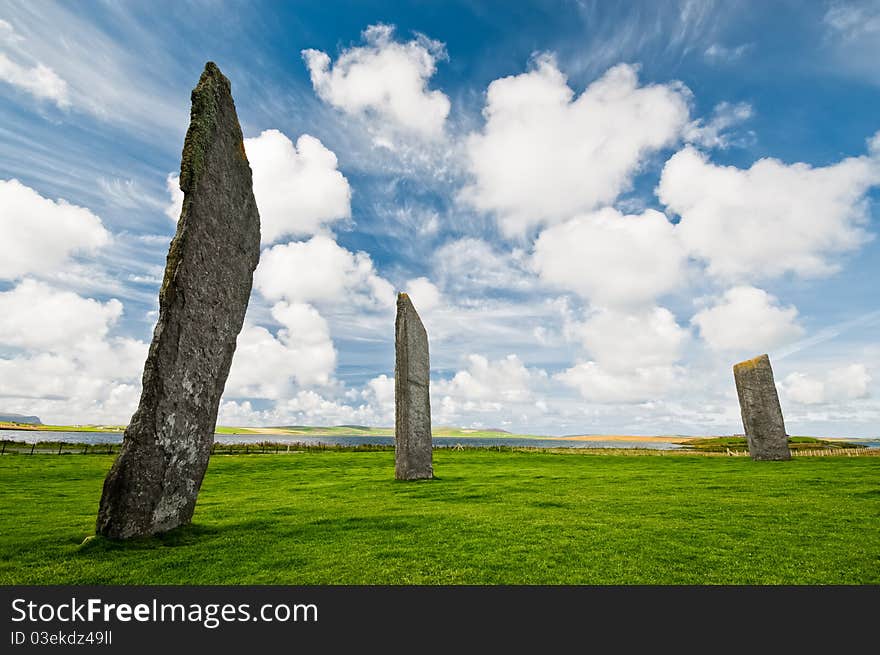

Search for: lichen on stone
xmin=159 ymin=63 xmax=230 ymax=305
xmin=158 ymin=223 xmax=186 ymax=304
xmin=178 ymin=62 xmax=229 ymax=194
xmin=734 ymin=354 xmax=768 ymax=372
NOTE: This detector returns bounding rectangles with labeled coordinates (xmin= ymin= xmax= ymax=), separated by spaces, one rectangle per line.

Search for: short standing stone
xmin=733 ymin=354 xmax=791 ymax=461
xmin=96 ymin=62 xmax=261 ymax=538
xmin=394 ymin=293 xmax=433 ymax=480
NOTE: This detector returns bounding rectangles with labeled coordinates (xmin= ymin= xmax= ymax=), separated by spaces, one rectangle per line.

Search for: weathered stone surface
xmin=394 ymin=293 xmax=432 ymax=480
xmin=96 ymin=62 xmax=260 ymax=538
xmin=733 ymin=354 xmax=791 ymax=461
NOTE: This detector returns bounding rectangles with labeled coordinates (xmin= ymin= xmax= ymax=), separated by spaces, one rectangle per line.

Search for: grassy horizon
xmin=1 ymin=450 xmax=878 ymax=584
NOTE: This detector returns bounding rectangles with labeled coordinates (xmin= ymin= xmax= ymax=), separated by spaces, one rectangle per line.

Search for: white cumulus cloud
xmin=781 ymin=364 xmax=871 ymax=405
xmin=555 ymin=361 xmax=681 ymax=405
xmin=462 ymin=58 xmax=690 ymax=237
xmin=0 ymin=179 xmax=110 ymax=280
xmin=254 ymin=234 xmax=394 ymax=310
xmin=658 ymin=136 xmax=880 ymax=280
xmin=532 ymin=208 xmax=687 ymax=308
xmin=0 ymin=279 xmax=122 ymax=350
xmin=404 ymin=277 xmax=441 ymax=313
xmin=434 ymin=354 xmax=544 ymax=420
xmin=556 ymin=305 xmax=688 ymax=404
xmin=244 ymin=130 xmax=351 ymax=244
xmin=691 ymin=286 xmax=805 ymax=354
xmin=781 ymin=372 xmax=826 ymax=405
xmin=573 ymin=306 xmax=689 ymax=370
xmin=364 ymin=374 xmax=395 ymax=411
xmin=827 ymin=363 xmax=872 ymax=400
xmin=302 ymin=23 xmax=450 ymax=138
xmin=225 ymin=301 xmax=337 ymax=398
xmin=0 ymin=278 xmax=147 ymax=424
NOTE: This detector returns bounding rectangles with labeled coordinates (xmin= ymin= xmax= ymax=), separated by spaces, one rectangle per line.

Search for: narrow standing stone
xmin=395 ymin=293 xmax=433 ymax=480
xmin=96 ymin=62 xmax=261 ymax=538
xmin=733 ymin=354 xmax=791 ymax=461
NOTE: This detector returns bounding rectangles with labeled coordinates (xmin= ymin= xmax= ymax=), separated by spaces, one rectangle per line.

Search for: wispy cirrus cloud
xmin=0 ymin=2 xmax=187 ymax=136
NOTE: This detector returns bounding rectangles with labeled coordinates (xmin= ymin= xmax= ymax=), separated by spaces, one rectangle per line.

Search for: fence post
xmin=57 ymin=443 xmax=63 ymax=455
xmin=30 ymin=442 xmax=36 ymax=455
xmin=1 ymin=441 xmax=5 ymax=455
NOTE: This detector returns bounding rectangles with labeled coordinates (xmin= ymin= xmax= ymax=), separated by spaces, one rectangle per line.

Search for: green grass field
xmin=1 ymin=450 xmax=878 ymax=584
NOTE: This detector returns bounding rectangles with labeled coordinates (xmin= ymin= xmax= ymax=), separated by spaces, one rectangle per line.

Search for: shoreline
xmin=551 ymin=435 xmax=698 ymax=443
xmin=0 ymin=425 xmax=874 ymax=442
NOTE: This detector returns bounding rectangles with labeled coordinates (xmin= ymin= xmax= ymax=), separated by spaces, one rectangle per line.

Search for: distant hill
xmin=0 ymin=413 xmax=41 ymax=424
xmin=270 ymin=425 xmax=374 ymax=431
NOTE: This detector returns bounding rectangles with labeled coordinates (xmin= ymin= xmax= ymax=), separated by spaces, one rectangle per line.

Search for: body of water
xmin=2 ymin=430 xmax=683 ymax=450
xmin=3 ymin=430 xmax=878 ymax=450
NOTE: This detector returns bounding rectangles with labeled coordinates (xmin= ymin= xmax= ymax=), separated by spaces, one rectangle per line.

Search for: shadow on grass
xmin=529 ymin=500 xmax=570 ymax=509
xmin=392 ymin=475 xmax=444 ymax=484
xmin=76 ymin=523 xmax=220 ymax=554
xmin=307 ymin=516 xmax=417 ymax=532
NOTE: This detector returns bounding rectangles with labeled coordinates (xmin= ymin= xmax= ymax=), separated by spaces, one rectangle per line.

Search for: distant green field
xmin=205 ymin=425 xmax=550 ymax=438
xmin=0 ymin=422 xmax=126 ymax=433
xmin=683 ymin=436 xmax=865 ymax=452
xmin=1 ymin=450 xmax=878 ymax=584
xmin=213 ymin=425 xmax=394 ymax=436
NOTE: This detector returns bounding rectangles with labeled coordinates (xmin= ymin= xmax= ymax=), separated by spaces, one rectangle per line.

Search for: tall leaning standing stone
xmin=394 ymin=293 xmax=433 ymax=480
xmin=96 ymin=62 xmax=260 ymax=538
xmin=733 ymin=354 xmax=791 ymax=461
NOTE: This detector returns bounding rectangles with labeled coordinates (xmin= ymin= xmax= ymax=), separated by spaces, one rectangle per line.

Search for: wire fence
xmin=0 ymin=439 xmax=396 ymax=456
xmin=790 ymin=448 xmax=875 ymax=457
xmin=712 ymin=447 xmax=878 ymax=457
xmin=0 ymin=439 xmax=876 ymax=457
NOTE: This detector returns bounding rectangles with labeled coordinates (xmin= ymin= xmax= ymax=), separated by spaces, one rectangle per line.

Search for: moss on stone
xmin=159 ymin=227 xmax=185 ymax=304
xmin=159 ymin=62 xmax=231 ymax=304
xmin=179 ymin=62 xmax=228 ymax=193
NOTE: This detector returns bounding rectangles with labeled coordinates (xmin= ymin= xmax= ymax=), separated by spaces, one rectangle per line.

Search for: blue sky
xmin=1 ymin=0 xmax=879 ymax=436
